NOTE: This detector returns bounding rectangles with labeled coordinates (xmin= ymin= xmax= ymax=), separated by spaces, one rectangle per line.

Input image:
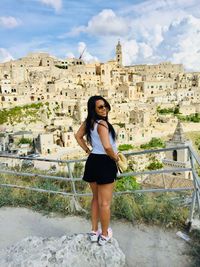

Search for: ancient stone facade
xmin=0 ymin=41 xmax=200 ymax=157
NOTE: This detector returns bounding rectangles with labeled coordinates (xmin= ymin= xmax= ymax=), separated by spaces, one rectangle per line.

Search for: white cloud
xmin=2 ymin=0 xmax=200 ymax=70
xmin=114 ymin=0 xmax=200 ymax=69
xmin=66 ymin=3 xmax=200 ymax=68
xmin=66 ymin=52 xmax=75 ymax=59
xmin=139 ymin=43 xmax=153 ymax=59
xmin=64 ymin=42 xmax=99 ymax=63
xmin=61 ymin=26 xmax=85 ymax=38
xmin=122 ymin=40 xmax=139 ymax=66
xmin=69 ymin=9 xmax=129 ymax=36
xmin=39 ymin=0 xmax=62 ymax=12
xmin=126 ymin=0 xmax=197 ymax=15
xmin=0 ymin=16 xmax=21 ymax=28
xmin=0 ymin=48 xmax=13 ymax=63
xmin=119 ymin=40 xmax=154 ymax=66
xmin=158 ymin=15 xmax=200 ymax=70
xmin=78 ymin=42 xmax=98 ymax=63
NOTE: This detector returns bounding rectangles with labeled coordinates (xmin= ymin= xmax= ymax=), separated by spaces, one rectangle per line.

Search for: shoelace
xmin=89 ymin=232 xmax=97 ymax=236
xmin=99 ymin=235 xmax=109 ymax=241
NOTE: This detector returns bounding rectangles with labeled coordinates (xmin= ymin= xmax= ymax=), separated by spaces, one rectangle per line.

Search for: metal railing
xmin=0 ymin=145 xmax=199 ymax=228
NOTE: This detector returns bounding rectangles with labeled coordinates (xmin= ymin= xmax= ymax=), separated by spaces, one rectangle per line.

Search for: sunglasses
xmin=97 ymin=105 xmax=107 ymax=110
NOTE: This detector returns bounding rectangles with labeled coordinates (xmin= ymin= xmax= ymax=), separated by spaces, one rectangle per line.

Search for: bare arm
xmin=97 ymin=121 xmax=118 ymax=162
xmin=74 ymin=122 xmax=91 ymax=154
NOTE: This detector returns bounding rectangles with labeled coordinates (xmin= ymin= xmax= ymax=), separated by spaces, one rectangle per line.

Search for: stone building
xmin=0 ymin=132 xmax=9 ymax=152
xmin=0 ymin=41 xmax=200 ymax=162
xmin=116 ymin=40 xmax=122 ymax=67
xmin=162 ymin=121 xmax=192 ymax=179
xmin=36 ymin=133 xmax=56 ymax=155
xmin=129 ymin=107 xmax=150 ymax=127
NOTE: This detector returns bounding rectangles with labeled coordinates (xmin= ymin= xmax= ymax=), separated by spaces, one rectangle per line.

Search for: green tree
xmin=115 ymin=176 xmax=140 ymax=191
xmin=140 ymin=138 xmax=165 ymax=149
xmin=147 ymin=160 xmax=163 ymax=170
xmin=18 ymin=137 xmax=33 ymax=145
xmin=118 ymin=144 xmax=134 ymax=151
xmin=73 ymin=162 xmax=84 ymax=177
xmin=174 ymin=107 xmax=180 ymax=114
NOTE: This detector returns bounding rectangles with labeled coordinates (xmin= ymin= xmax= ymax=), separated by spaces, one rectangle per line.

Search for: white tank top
xmin=91 ymin=120 xmax=117 ymax=154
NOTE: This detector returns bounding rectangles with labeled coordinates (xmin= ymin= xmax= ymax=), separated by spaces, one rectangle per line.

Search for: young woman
xmin=75 ymin=95 xmax=119 ymax=246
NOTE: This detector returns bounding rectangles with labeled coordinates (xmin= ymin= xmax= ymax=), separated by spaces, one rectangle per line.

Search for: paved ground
xmin=0 ymin=207 xmax=192 ymax=267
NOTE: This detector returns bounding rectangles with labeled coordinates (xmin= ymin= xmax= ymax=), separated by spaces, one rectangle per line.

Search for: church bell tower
xmin=163 ymin=120 xmax=192 ymax=179
xmin=116 ymin=40 xmax=122 ymax=67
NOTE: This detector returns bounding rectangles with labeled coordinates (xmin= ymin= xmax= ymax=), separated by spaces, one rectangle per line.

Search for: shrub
xmin=0 ymin=167 xmax=190 ymax=228
xmin=147 ymin=161 xmax=163 ymax=170
xmin=177 ymin=113 xmax=200 ymax=123
xmin=118 ymin=144 xmax=134 ymax=151
xmin=18 ymin=137 xmax=33 ymax=145
xmin=157 ymin=106 xmax=180 ymax=115
xmin=157 ymin=107 xmax=174 ymax=114
xmin=140 ymin=138 xmax=165 ymax=149
xmin=115 ymin=176 xmax=140 ymax=191
xmin=0 ymin=103 xmax=43 ymax=125
xmin=189 ymin=230 xmax=200 ymax=266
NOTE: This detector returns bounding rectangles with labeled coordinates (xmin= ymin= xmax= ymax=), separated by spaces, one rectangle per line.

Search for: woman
xmin=75 ymin=95 xmax=119 ymax=246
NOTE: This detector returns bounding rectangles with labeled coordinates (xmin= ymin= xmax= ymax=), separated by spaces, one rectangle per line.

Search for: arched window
xmin=173 ymin=150 xmax=177 ymax=161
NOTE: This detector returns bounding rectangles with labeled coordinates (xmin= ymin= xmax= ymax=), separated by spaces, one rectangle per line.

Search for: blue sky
xmin=0 ymin=0 xmax=200 ymax=70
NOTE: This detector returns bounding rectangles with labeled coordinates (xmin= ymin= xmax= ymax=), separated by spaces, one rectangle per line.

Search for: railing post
xmin=187 ymin=191 xmax=196 ymax=229
xmin=67 ymin=162 xmax=76 ymax=195
xmin=188 ymin=146 xmax=200 ymax=228
xmin=67 ymin=161 xmax=85 ymax=213
xmin=189 ymin=147 xmax=200 ymax=214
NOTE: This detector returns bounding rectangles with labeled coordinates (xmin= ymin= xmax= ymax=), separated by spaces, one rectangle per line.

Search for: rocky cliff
xmin=0 ymin=233 xmax=126 ymax=267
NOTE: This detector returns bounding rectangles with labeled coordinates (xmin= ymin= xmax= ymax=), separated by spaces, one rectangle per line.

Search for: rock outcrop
xmin=0 ymin=234 xmax=126 ymax=267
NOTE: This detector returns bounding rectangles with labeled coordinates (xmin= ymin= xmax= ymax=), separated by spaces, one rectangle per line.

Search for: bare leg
xmin=89 ymin=182 xmax=99 ymax=231
xmin=98 ymin=182 xmax=114 ymax=236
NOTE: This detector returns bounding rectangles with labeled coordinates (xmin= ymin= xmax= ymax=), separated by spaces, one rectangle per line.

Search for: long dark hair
xmin=85 ymin=95 xmax=116 ymax=145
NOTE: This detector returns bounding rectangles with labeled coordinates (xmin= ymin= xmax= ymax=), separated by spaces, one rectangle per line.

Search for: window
xmin=173 ymin=150 xmax=177 ymax=161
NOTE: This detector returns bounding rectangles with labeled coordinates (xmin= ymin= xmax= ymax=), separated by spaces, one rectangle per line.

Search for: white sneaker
xmin=88 ymin=230 xmax=100 ymax=242
xmin=98 ymin=228 xmax=112 ymax=246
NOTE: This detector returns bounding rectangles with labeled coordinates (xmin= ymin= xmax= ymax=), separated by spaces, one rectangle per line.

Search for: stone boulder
xmin=0 ymin=234 xmax=126 ymax=267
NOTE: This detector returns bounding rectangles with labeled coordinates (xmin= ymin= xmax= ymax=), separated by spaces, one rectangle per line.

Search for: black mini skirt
xmin=83 ymin=153 xmax=118 ymax=184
